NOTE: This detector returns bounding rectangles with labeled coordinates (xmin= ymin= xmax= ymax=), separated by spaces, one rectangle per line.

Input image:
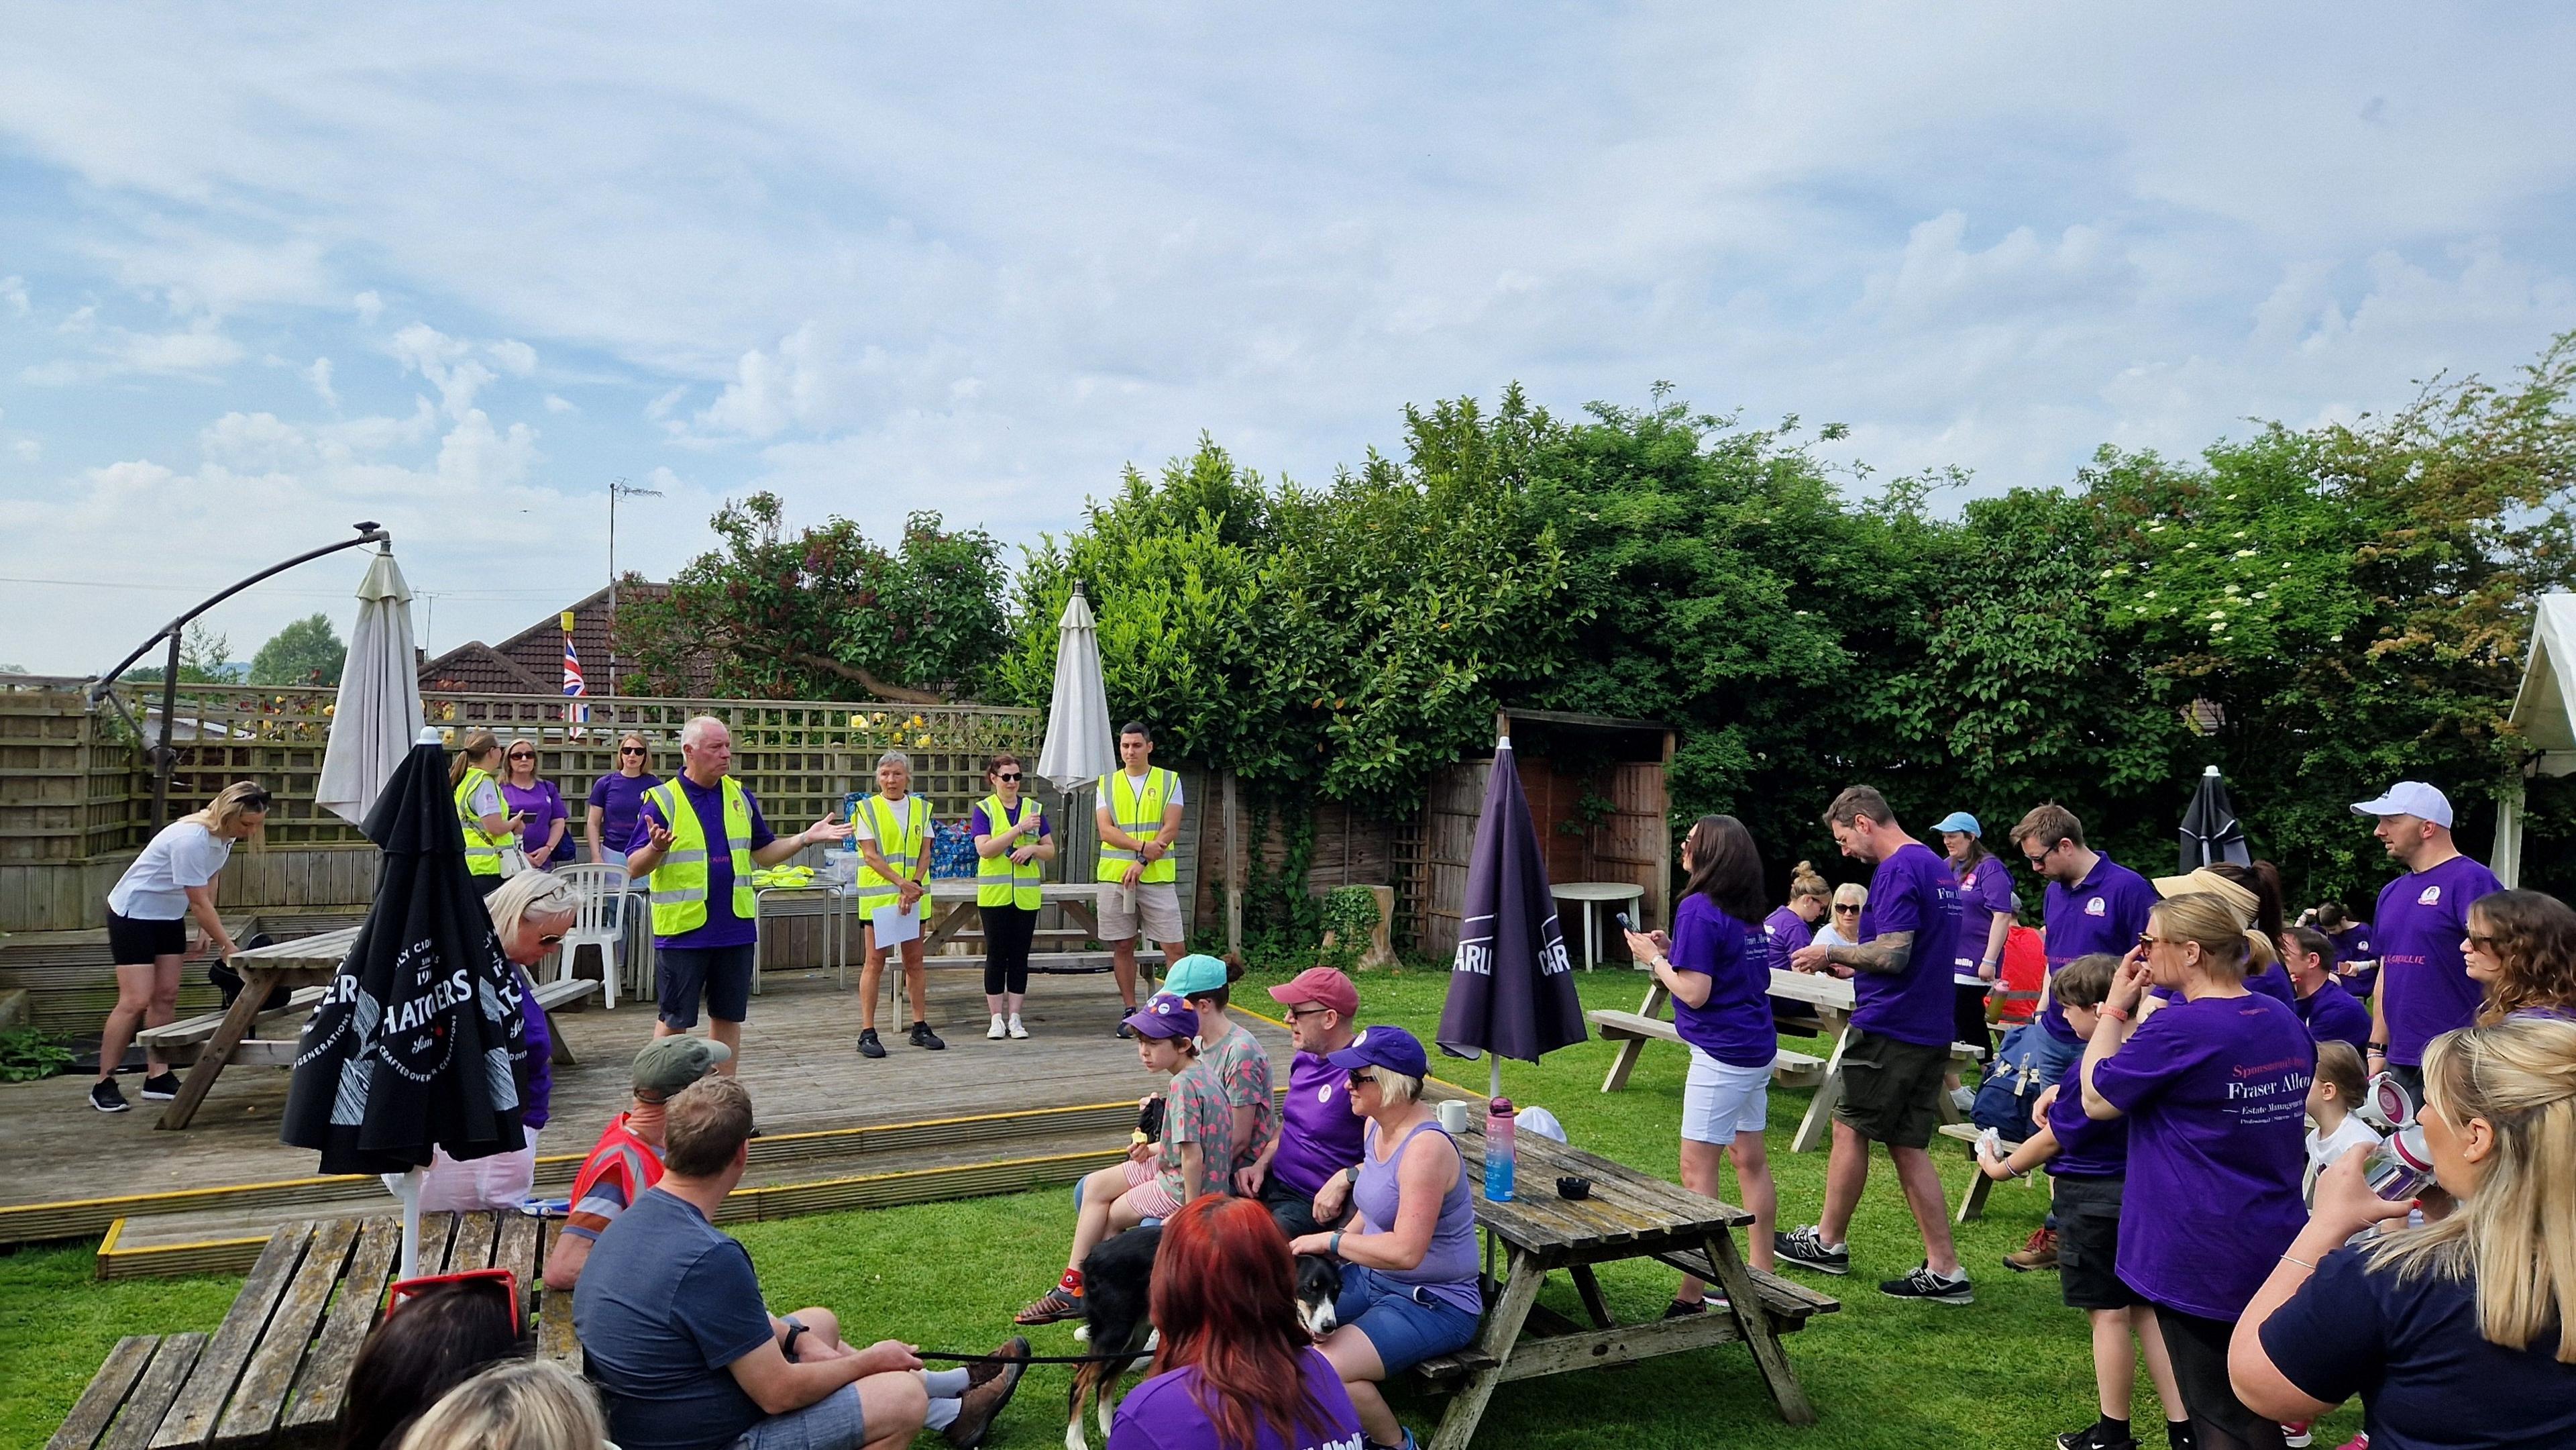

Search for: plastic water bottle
xmin=2363 ymin=1123 xmax=2434 ymax=1202
xmin=1485 ymin=1097 xmax=1517 ymax=1202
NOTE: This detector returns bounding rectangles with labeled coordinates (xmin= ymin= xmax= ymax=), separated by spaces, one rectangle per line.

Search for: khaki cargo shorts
xmin=1098 ymin=880 xmax=1183 ymax=943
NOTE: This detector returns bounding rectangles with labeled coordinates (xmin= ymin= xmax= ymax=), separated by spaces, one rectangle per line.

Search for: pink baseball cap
xmin=1266 ymin=967 xmax=1358 ymax=1018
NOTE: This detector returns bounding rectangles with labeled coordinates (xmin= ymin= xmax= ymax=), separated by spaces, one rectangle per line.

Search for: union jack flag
xmin=561 ymin=611 xmax=586 ymax=697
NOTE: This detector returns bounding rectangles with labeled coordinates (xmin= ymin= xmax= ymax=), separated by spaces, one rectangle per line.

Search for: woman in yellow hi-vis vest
xmin=852 ymin=749 xmax=945 ymax=1059
xmin=971 ymin=751 xmax=1055 ymax=1041
xmin=621 ymin=716 xmax=853 ymax=1075
xmin=449 ymin=731 xmax=527 ymax=898
xmin=1095 ymin=721 xmax=1185 ymax=1035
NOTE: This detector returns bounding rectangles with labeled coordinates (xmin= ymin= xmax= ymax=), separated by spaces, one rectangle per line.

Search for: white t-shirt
xmin=108 ymin=820 xmax=235 ymax=920
xmin=1113 ymin=768 xmax=1183 ymax=807
xmin=466 ymin=778 xmax=504 ymax=822
xmin=2304 ymin=1112 xmax=2384 ymax=1204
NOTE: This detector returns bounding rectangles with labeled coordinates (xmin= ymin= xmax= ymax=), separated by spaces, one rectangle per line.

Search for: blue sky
xmin=3 ymin=4 xmax=2573 ymax=674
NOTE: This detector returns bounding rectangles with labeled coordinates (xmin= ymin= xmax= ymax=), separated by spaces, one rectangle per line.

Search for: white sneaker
xmin=1008 ymin=1015 xmax=1029 ymax=1039
xmin=987 ymin=1014 xmax=1008 ymax=1040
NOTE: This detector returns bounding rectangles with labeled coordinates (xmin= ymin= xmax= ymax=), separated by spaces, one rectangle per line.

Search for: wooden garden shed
xmin=1412 ymin=709 xmax=1676 ymax=962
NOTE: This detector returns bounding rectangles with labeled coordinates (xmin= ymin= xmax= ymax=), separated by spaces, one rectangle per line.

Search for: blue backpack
xmin=1973 ymin=1023 xmax=2054 ymax=1143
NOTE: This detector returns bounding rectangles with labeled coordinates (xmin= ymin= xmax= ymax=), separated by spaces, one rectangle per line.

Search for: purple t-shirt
xmin=967 ymin=800 xmax=1048 ymax=839
xmin=2039 ymin=854 xmax=2159 ymax=1043
xmin=1270 ymin=1048 xmax=1364 ymax=1200
xmin=1762 ymin=906 xmax=1812 ymax=975
xmin=2242 ymin=962 xmax=2298 ymax=1011
xmin=631 ymin=777 xmax=777 ymax=949
xmin=2295 ymin=977 xmax=2373 ymax=1055
xmin=2324 ymin=921 xmax=2379 ymax=996
xmin=1105 ymin=1348 xmax=1364 ymax=1450
xmin=1849 ymin=842 xmax=1962 ymax=1048
xmin=1951 ymin=855 xmax=2017 ymax=972
xmin=588 ymin=772 xmax=663 ymax=858
xmin=514 ymin=964 xmax=551 ymax=1129
xmin=2092 ymin=992 xmax=2313 ymax=1319
xmin=2373 ymin=854 xmax=2504 ymax=1066
xmin=500 ymin=780 xmax=569 ymax=860
xmin=1670 ymin=895 xmax=1776 ymax=1070
xmin=2043 ymin=1055 xmax=2124 ymax=1180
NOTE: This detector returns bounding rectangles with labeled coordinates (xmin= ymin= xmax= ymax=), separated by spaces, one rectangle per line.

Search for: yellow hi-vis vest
xmin=453 ymin=766 xmax=511 ymax=877
xmin=644 ymin=777 xmax=755 ymax=937
xmin=855 ymin=793 xmax=930 ymax=915
xmin=1096 ymin=768 xmax=1179 ymax=884
xmin=975 ymin=794 xmax=1044 ymax=910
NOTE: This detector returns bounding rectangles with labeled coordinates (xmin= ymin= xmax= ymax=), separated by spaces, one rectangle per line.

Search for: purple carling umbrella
xmin=1438 ymin=734 xmax=1587 ymax=1098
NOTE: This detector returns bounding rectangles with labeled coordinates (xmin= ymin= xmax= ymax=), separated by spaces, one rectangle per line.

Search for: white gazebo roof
xmin=2512 ymin=593 xmax=2576 ymax=775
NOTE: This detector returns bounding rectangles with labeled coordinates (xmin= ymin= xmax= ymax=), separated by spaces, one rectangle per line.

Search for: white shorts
xmin=1098 ymin=880 xmax=1183 ymax=943
xmin=1681 ymin=1049 xmax=1770 ymax=1144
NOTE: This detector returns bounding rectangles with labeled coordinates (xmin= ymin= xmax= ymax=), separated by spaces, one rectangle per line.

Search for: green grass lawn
xmin=0 ymin=964 xmax=2364 ymax=1449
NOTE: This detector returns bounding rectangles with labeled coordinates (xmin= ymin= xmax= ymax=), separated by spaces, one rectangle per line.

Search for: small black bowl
xmin=1556 ymin=1175 xmax=1591 ymax=1201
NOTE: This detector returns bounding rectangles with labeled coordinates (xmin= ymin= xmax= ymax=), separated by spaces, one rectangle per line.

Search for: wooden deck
xmin=1 ymin=966 xmax=1291 ymax=1254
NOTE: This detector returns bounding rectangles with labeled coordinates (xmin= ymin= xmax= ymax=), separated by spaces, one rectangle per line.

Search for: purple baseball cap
xmin=1123 ymin=995 xmax=1200 ymax=1041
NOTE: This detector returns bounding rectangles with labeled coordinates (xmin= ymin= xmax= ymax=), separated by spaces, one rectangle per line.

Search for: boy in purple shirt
xmin=1779 ymin=786 xmax=1970 ymax=1304
xmin=2349 ymin=781 xmax=2504 ymax=1101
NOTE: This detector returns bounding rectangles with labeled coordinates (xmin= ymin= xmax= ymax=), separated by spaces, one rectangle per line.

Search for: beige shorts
xmin=1097 ymin=880 xmax=1183 ymax=943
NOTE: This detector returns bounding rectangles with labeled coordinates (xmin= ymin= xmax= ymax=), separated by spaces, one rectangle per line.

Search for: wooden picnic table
xmin=154 ymin=928 xmax=597 ymax=1132
xmin=1589 ymin=968 xmax=1981 ymax=1153
xmin=49 ymin=1210 xmax=572 ymax=1450
xmin=1412 ymin=1124 xmax=1835 ymax=1449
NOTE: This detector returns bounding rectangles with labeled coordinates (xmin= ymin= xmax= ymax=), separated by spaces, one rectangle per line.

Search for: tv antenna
xmin=607 ymin=476 xmax=663 ymax=696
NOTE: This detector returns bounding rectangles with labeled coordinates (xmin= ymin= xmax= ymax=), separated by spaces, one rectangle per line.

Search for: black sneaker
xmin=140 ymin=1072 xmax=181 ymax=1101
xmin=89 ymin=1080 xmax=130 ymax=1113
xmin=1878 ymin=1262 xmax=1974 ymax=1304
xmin=2058 ymin=1422 xmax=2139 ymax=1450
xmin=857 ymin=1029 xmax=887 ymax=1059
xmin=909 ymin=1021 xmax=947 ymax=1051
xmin=1772 ymin=1226 xmax=1849 ymax=1276
xmin=1116 ymin=1019 xmax=1136 ymax=1039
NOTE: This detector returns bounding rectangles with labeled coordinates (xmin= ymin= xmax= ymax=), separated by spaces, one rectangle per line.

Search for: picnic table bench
xmin=48 ymin=1210 xmax=574 ymax=1450
xmin=152 ymin=926 xmax=598 ymax=1130
xmin=1589 ymin=969 xmax=1986 ymax=1153
xmin=1407 ymin=1125 xmax=1836 ymax=1449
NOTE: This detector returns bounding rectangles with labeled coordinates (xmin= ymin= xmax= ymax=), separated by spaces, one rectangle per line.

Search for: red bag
xmin=1990 ymin=924 xmax=2046 ymax=1025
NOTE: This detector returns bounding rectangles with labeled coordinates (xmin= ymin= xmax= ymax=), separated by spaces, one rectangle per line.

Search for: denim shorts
xmin=729 ymin=1382 xmax=865 ymax=1450
xmin=1332 ymin=1265 xmax=1481 ymax=1375
xmin=657 ymin=943 xmax=755 ymax=1029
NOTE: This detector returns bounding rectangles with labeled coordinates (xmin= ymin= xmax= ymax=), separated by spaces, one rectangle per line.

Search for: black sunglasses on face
xmin=1285 ymin=1006 xmax=1334 ymax=1021
xmin=996 ymin=772 xmax=1022 ymax=782
xmin=1833 ymin=904 xmax=1860 ymax=915
xmin=537 ymin=932 xmax=565 ymax=947
xmin=621 ymin=746 xmax=647 ymax=756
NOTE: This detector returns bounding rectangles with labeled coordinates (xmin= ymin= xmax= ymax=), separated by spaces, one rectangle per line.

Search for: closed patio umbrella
xmin=282 ymin=727 xmax=533 ymax=1275
xmin=1036 ymin=582 xmax=1118 ymax=794
xmin=315 ymin=545 xmax=424 ymax=826
xmin=2179 ymin=764 xmax=2253 ymax=874
xmin=1437 ymin=733 xmax=1588 ymax=1102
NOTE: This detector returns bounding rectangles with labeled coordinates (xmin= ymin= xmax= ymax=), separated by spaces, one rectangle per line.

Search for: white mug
xmin=1437 ymin=1099 xmax=1470 ymax=1135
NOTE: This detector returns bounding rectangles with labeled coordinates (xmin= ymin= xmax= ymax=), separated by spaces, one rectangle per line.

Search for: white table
xmin=1550 ymin=881 xmax=1647 ymax=971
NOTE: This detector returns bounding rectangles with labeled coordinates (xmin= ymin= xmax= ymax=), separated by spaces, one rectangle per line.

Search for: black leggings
xmin=981 ymin=904 xmax=1037 ymax=996
xmin=2157 ymin=1304 xmax=2287 ymax=1450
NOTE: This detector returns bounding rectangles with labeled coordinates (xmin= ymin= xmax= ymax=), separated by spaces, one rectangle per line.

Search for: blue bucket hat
xmin=1326 ymin=1024 xmax=1430 ymax=1079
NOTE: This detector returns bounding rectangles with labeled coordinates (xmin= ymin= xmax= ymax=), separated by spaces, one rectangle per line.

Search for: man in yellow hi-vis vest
xmin=1095 ymin=721 xmax=1185 ymax=1035
xmin=851 ymin=749 xmax=945 ymax=1059
xmin=621 ymin=716 xmax=853 ymax=1074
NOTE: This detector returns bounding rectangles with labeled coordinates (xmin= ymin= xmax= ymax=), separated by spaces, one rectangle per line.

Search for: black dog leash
xmin=915 ymin=1347 xmax=1150 ymax=1365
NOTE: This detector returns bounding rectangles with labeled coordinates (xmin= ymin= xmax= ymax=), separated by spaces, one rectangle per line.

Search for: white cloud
xmin=353 ymin=291 xmax=383 ymax=323
xmin=19 ymin=319 xmax=244 ymax=384
xmin=10 ymin=439 xmax=38 ymax=462
xmin=0 ymin=276 xmax=26 ymax=316
xmin=303 ymin=356 xmax=337 ymax=409
xmin=543 ymin=393 xmax=576 ymax=413
xmin=388 ymin=322 xmax=497 ymax=419
xmin=488 ymin=339 xmax=537 ymax=376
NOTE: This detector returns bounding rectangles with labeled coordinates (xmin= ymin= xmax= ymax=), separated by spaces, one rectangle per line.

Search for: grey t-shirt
xmin=573 ymin=1188 xmax=774 ymax=1450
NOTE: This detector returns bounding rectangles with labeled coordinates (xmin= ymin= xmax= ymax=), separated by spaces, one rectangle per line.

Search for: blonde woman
xmin=91 ymin=781 xmax=270 ymax=1113
xmin=396 ymin=1359 xmax=608 ymax=1450
xmin=1814 ymin=881 xmax=1868 ymax=947
xmin=2233 ymin=1016 xmax=2576 ymax=1444
xmin=586 ymin=733 xmax=662 ymax=869
xmin=2080 ymin=893 xmax=2314 ymax=1450
xmin=448 ymin=731 xmax=524 ymax=897
xmin=416 ymin=871 xmax=577 ymax=1212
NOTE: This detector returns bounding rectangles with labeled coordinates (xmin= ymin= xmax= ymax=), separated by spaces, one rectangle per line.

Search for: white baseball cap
xmin=2350 ymin=781 xmax=2453 ymax=829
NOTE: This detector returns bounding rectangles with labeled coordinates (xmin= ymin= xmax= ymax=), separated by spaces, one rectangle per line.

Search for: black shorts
xmin=2157 ymin=1305 xmax=2288 ymax=1450
xmin=657 ymin=944 xmax=755 ymax=1029
xmin=2050 ymin=1174 xmax=2139 ymax=1310
xmin=107 ymin=910 xmax=189 ymax=964
xmin=1832 ymin=1029 xmax=1949 ymax=1149
xmin=1262 ymin=1173 xmax=1344 ymax=1241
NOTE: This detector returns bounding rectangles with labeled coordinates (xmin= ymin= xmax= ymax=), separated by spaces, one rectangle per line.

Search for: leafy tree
xmin=619 ymin=493 xmax=1008 ymax=702
xmin=250 ymin=613 xmax=347 ymax=686
xmin=126 ymin=623 xmax=235 ymax=683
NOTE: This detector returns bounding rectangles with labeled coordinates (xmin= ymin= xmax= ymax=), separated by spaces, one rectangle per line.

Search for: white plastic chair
xmin=555 ymin=863 xmax=632 ymax=1008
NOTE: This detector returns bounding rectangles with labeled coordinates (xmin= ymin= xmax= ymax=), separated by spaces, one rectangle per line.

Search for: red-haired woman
xmin=1108 ymin=1196 xmax=1363 ymax=1450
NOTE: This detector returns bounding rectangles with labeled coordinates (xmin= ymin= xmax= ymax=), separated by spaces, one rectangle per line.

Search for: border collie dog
xmin=1064 ymin=1225 xmax=1346 ymax=1450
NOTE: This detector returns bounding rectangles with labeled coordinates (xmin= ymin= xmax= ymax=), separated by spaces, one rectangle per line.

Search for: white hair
xmin=875 ymin=749 xmax=912 ymax=774
xmin=682 ymin=715 xmax=729 ymax=747
xmin=486 ymin=871 xmax=578 ymax=940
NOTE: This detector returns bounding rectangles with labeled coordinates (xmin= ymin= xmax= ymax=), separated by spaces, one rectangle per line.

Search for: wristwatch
xmin=782 ymin=1316 xmax=808 ymax=1360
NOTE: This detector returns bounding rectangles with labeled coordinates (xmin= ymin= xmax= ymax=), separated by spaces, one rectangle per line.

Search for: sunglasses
xmin=996 ymin=772 xmax=1022 ymax=782
xmin=508 ymin=751 xmax=535 ymax=760
xmin=537 ymin=932 xmax=565 ymax=947
xmin=1346 ymin=1070 xmax=1378 ymax=1090
xmin=2137 ymin=933 xmax=2169 ymax=950
xmin=1832 ymin=904 xmax=1860 ymax=915
xmin=1285 ymin=1006 xmax=1336 ymax=1021
xmin=389 ymin=1267 xmax=522 ymax=1333
xmin=2466 ymin=933 xmax=2499 ymax=949
xmin=621 ymin=745 xmax=648 ymax=756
